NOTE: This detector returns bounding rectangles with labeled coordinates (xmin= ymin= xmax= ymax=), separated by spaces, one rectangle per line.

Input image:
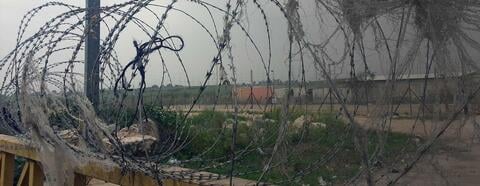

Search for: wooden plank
xmin=17 ymin=162 xmax=29 ymax=186
xmin=74 ymin=173 xmax=88 ymax=186
xmin=16 ymin=161 xmax=43 ymax=186
xmin=0 ymin=135 xmax=257 ymax=186
xmin=0 ymin=153 xmax=14 ymax=186
xmin=75 ymin=161 xmax=158 ymax=186
xmin=0 ymin=135 xmax=38 ymax=161
xmin=28 ymin=161 xmax=43 ymax=186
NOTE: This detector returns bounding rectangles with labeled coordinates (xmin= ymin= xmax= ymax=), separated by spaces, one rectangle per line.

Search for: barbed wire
xmin=1 ymin=0 xmax=480 ymax=185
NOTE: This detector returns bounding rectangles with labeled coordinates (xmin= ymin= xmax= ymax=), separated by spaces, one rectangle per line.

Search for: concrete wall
xmin=273 ymin=75 xmax=480 ymax=105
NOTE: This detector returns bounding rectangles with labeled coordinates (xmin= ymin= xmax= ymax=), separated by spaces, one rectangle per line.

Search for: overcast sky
xmin=2 ymin=0 xmax=473 ymax=88
xmin=0 ymin=0 xmax=302 ymax=86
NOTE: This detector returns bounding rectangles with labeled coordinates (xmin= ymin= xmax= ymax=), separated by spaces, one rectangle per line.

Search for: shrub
xmin=189 ymin=110 xmax=227 ymax=129
xmin=145 ymin=105 xmax=179 ymax=129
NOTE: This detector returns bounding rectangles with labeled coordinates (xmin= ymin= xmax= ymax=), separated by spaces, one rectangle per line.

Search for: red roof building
xmin=234 ymin=86 xmax=274 ymax=103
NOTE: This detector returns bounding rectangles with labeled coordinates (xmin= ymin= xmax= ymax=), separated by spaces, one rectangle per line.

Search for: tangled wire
xmin=1 ymin=0 xmax=480 ymax=185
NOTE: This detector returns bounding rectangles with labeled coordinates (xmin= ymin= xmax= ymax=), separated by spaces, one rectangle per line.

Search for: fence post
xmin=17 ymin=161 xmax=43 ymax=186
xmin=74 ymin=173 xmax=87 ymax=186
xmin=0 ymin=152 xmax=14 ymax=186
xmin=85 ymin=0 xmax=101 ymax=108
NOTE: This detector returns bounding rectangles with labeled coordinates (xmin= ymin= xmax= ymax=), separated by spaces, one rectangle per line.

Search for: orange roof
xmin=235 ymin=86 xmax=273 ymax=103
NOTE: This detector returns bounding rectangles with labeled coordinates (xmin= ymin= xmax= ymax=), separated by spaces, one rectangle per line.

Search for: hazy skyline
xmin=1 ymin=0 xmax=307 ymax=87
xmin=1 ymin=0 xmax=469 ymax=88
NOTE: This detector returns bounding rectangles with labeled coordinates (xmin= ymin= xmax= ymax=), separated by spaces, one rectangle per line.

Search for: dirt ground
xmin=355 ymin=116 xmax=480 ymax=186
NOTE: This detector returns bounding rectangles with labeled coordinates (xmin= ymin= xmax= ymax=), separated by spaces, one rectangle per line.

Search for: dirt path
xmin=355 ymin=116 xmax=480 ymax=185
xmin=394 ymin=144 xmax=480 ymax=185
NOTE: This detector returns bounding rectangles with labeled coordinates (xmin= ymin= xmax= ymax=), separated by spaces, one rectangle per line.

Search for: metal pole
xmin=328 ymin=64 xmax=333 ymax=111
xmin=85 ymin=0 xmax=100 ymax=108
xmin=250 ymin=69 xmax=254 ymax=109
xmin=271 ymin=70 xmax=275 ymax=110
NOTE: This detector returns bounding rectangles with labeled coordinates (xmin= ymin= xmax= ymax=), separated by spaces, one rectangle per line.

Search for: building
xmin=235 ymin=86 xmax=274 ymax=104
xmin=272 ymin=72 xmax=480 ymax=105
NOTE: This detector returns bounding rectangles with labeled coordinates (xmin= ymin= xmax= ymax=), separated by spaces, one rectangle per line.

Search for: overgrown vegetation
xmin=140 ymin=107 xmax=416 ymax=185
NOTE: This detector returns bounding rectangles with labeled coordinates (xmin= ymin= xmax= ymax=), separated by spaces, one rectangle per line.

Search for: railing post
xmin=0 ymin=152 xmax=14 ymax=186
xmin=85 ymin=0 xmax=101 ymax=108
xmin=74 ymin=173 xmax=87 ymax=186
xmin=17 ymin=161 xmax=43 ymax=186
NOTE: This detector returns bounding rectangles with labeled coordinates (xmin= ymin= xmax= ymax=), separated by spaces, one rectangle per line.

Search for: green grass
xmin=146 ymin=110 xmax=418 ymax=185
xmin=97 ymin=103 xmax=416 ymax=185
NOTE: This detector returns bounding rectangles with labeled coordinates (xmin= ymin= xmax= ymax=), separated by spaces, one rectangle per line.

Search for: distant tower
xmin=271 ymin=70 xmax=275 ymax=106
xmin=216 ymin=63 xmax=220 ymax=85
xmin=246 ymin=69 xmax=258 ymax=109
